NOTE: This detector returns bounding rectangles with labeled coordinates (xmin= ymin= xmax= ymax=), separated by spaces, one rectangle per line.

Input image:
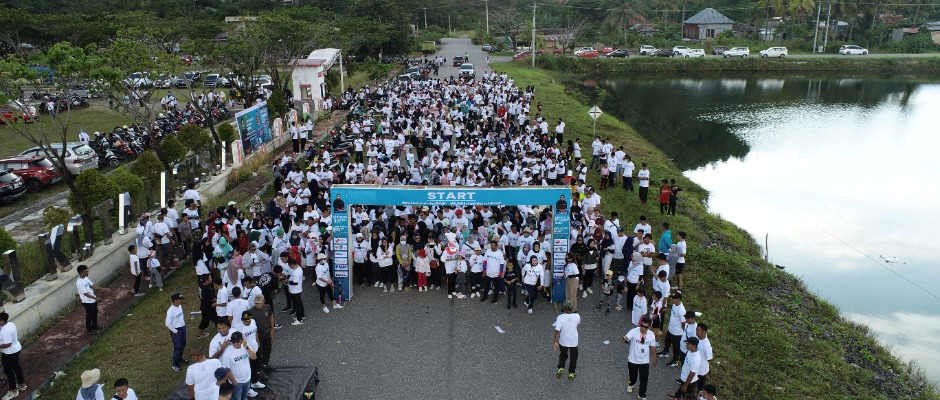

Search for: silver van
xmin=19 ymin=142 xmax=99 ymax=175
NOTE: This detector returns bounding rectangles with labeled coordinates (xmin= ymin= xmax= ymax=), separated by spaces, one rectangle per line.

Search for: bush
xmin=42 ymin=205 xmax=71 ymax=229
xmin=130 ymin=151 xmax=164 ymax=183
xmin=0 ymin=226 xmax=15 ymax=253
xmin=177 ymin=124 xmax=214 ymax=155
xmin=217 ymin=123 xmax=238 ymax=144
xmin=226 ymin=151 xmax=273 ymax=191
xmin=160 ymin=135 xmax=186 ymax=164
xmin=359 ymin=58 xmax=394 ymax=81
xmin=67 ymin=169 xmax=119 ymax=212
xmin=109 ymin=166 xmax=144 ymax=201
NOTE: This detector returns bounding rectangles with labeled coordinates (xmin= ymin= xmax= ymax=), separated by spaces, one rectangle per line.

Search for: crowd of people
xmin=51 ymin=63 xmax=720 ymax=400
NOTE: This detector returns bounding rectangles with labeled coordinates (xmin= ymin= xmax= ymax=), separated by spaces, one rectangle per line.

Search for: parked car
xmin=513 ymin=51 xmax=542 ymax=59
xmin=0 ymin=101 xmax=38 ymax=124
xmin=672 ymin=46 xmax=691 ymax=56
xmin=712 ymin=46 xmax=728 ymax=55
xmin=203 ymin=73 xmax=220 ymax=88
xmin=19 ymin=142 xmax=98 ymax=176
xmin=573 ymin=47 xmax=597 ymax=56
xmin=482 ymin=44 xmax=493 ymax=52
xmin=0 ymin=156 xmax=61 ymax=192
xmin=0 ymin=169 xmax=27 ymax=204
xmin=153 ymin=74 xmax=173 ymax=89
xmin=576 ymin=49 xmax=600 ymax=58
xmin=452 ymin=56 xmax=465 ymax=67
xmin=599 ymin=46 xmax=614 ymax=54
xmin=397 ymin=74 xmax=413 ymax=82
xmin=654 ymin=49 xmax=673 ymax=57
xmin=459 ymin=63 xmax=476 ymax=78
xmin=639 ymin=45 xmax=658 ymax=56
xmin=606 ymin=49 xmax=630 ymax=58
xmin=723 ymin=47 xmax=750 ymax=58
xmin=839 ymin=45 xmax=869 ymax=55
xmin=123 ymin=72 xmax=153 ymax=88
xmin=760 ymin=47 xmax=789 ymax=58
xmin=683 ymin=49 xmax=706 ymax=58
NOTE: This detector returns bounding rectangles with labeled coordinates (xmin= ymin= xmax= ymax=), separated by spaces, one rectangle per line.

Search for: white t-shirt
xmin=625 ymin=327 xmax=654 ymax=364
xmin=287 ymin=266 xmax=304 ymax=294
xmin=185 ymin=358 xmax=222 ymax=400
xmin=0 ymin=323 xmax=22 ymax=354
xmin=679 ymin=350 xmax=702 ymax=383
xmin=76 ymin=277 xmax=96 ymax=303
xmin=315 ymin=263 xmax=331 ymax=287
xmin=227 ymin=298 xmax=250 ymax=321
xmin=553 ymin=313 xmax=581 ymax=347
xmin=215 ymin=288 xmax=228 ymax=317
xmin=637 ymin=169 xmax=650 ymax=188
xmin=153 ymin=222 xmax=171 ymax=244
xmin=676 ymin=240 xmax=687 ymax=263
xmin=698 ymin=337 xmax=713 ymax=376
xmin=668 ymin=302 xmax=686 ymax=336
xmin=234 ymin=320 xmax=258 ymax=352
xmin=221 ymin=344 xmax=252 ymax=383
xmin=119 ymin=388 xmax=139 ymax=400
xmin=129 ymin=254 xmax=140 ymax=276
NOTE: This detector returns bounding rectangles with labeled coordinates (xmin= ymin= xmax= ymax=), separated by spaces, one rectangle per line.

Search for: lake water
xmin=602 ymin=74 xmax=940 ymax=384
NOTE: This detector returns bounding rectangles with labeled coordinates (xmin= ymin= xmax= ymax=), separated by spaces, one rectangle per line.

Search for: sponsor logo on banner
xmin=553 ymin=239 xmax=567 ymax=246
xmin=553 ymin=245 xmax=568 ymax=253
xmin=334 ymin=238 xmax=348 ymax=244
xmin=555 ymin=214 xmax=570 ymax=224
xmin=334 ymin=271 xmax=348 ymax=278
xmin=335 ymin=251 xmax=348 ymax=259
xmin=553 ymin=258 xmax=566 ymax=266
xmin=334 ymin=244 xmax=347 ymax=251
xmin=335 ymin=263 xmax=349 ymax=271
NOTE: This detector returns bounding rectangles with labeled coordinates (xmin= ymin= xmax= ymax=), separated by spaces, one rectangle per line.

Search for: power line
xmin=612 ymin=95 xmax=940 ymax=303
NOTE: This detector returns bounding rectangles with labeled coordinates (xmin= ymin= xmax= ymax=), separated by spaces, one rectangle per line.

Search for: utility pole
xmin=423 ymin=8 xmax=428 ymax=29
xmin=822 ymin=3 xmax=832 ymax=51
xmin=484 ymin=0 xmax=490 ymax=34
xmin=812 ymin=3 xmax=822 ymax=52
xmin=531 ymin=0 xmax=537 ymax=68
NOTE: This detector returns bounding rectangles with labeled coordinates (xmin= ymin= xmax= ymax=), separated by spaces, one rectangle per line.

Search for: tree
xmin=160 ymin=135 xmax=187 ymax=165
xmin=490 ymin=6 xmax=524 ymax=50
xmin=130 ymin=151 xmax=164 ymax=184
xmin=177 ymin=124 xmax=214 ymax=155
xmin=602 ymin=0 xmax=643 ymax=46
xmin=67 ymin=169 xmax=118 ymax=220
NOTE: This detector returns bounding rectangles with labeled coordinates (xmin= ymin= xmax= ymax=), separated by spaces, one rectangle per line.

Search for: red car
xmin=576 ymin=50 xmax=600 ymax=58
xmin=513 ymin=50 xmax=543 ymax=59
xmin=600 ymin=46 xmax=615 ymax=54
xmin=0 ymin=156 xmax=62 ymax=192
xmin=0 ymin=101 xmax=38 ymax=124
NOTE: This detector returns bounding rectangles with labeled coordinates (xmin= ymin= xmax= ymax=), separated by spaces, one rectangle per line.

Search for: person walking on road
xmin=621 ymin=315 xmax=657 ymax=400
xmin=166 ymin=293 xmax=187 ymax=372
xmin=76 ymin=264 xmax=109 ymax=335
xmin=0 ymin=312 xmax=26 ymax=400
xmin=553 ymin=300 xmax=581 ymax=380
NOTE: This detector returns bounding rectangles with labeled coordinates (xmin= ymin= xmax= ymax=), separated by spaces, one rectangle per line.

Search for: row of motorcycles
xmin=33 ymin=92 xmax=90 ymax=112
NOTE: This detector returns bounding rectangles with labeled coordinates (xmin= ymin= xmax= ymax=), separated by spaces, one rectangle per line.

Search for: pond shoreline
xmin=534 ymin=55 xmax=940 ymax=75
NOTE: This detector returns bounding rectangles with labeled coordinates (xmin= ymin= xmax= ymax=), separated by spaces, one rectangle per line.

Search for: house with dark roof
xmin=683 ymin=8 xmax=734 ymax=40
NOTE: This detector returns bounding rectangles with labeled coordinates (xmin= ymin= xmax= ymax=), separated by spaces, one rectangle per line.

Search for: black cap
xmin=230 ymin=331 xmax=244 ymax=342
xmin=241 ymin=311 xmax=252 ymax=320
xmin=686 ymin=336 xmax=699 ymax=346
xmin=684 ymin=311 xmax=697 ymax=319
xmin=171 ymin=293 xmax=184 ymax=301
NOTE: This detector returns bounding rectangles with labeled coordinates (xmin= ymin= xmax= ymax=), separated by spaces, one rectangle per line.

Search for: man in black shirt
xmin=257 ymin=265 xmax=282 ymax=311
xmin=503 ymin=263 xmax=521 ymax=309
xmin=196 ymin=274 xmax=216 ymax=339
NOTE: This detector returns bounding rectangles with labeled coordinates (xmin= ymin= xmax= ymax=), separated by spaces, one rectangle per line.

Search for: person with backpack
xmin=77 ymin=368 xmax=104 ymax=400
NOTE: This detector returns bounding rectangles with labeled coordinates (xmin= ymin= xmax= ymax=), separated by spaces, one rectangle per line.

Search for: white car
xmin=123 ymin=72 xmax=153 ymax=88
xmin=723 ymin=47 xmax=750 ymax=58
xmin=759 ymin=47 xmax=788 ymax=58
xmin=839 ymin=45 xmax=869 ymax=55
xmin=672 ymin=46 xmax=691 ymax=56
xmin=459 ymin=63 xmax=476 ymax=78
xmin=683 ymin=49 xmax=706 ymax=58
xmin=573 ymin=47 xmax=596 ymax=56
xmin=639 ymin=45 xmax=657 ymax=56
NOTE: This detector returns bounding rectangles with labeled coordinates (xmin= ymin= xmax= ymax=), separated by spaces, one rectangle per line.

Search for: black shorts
xmin=639 ymin=187 xmax=649 ymax=202
xmin=651 ymin=315 xmax=663 ymax=330
xmin=676 ymin=262 xmax=685 ymax=275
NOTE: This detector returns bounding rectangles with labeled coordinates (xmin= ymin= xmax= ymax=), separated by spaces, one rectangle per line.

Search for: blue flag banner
xmin=328 ymin=185 xmax=571 ymax=303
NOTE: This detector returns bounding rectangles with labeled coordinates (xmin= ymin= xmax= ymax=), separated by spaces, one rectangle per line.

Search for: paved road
xmin=269 ymin=37 xmax=689 ymax=400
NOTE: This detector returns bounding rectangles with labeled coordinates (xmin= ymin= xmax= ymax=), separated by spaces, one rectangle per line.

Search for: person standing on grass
xmin=0 ymin=312 xmax=26 ymax=400
xmin=695 ymin=323 xmax=714 ymax=393
xmin=666 ymin=336 xmax=701 ymax=400
xmin=637 ymin=163 xmax=650 ymax=206
xmin=77 ymin=368 xmax=104 ymax=400
xmin=128 ymin=245 xmax=143 ymax=296
xmin=76 ymin=264 xmax=108 ymax=335
xmin=166 ymin=293 xmax=187 ymax=372
xmin=197 ymin=274 xmax=216 ymax=339
xmin=553 ymin=300 xmax=581 ymax=380
xmin=659 ymin=179 xmax=671 ymax=215
xmin=186 ymin=348 xmax=224 ymax=400
xmin=669 ymin=179 xmax=682 ymax=216
xmin=675 ymin=231 xmax=688 ymax=291
xmin=247 ymin=295 xmax=275 ymax=369
xmin=112 ymin=378 xmax=138 ymax=400
xmin=621 ymin=156 xmax=635 ymax=192
xmin=621 ymin=316 xmax=657 ymax=400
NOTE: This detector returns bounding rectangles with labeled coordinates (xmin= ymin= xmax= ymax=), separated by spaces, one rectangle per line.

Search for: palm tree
xmin=787 ymin=0 xmax=815 ymax=23
xmin=602 ymin=0 xmax=642 ymax=46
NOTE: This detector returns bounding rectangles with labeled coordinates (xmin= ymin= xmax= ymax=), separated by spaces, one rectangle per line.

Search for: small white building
xmin=290 ymin=48 xmax=341 ymax=112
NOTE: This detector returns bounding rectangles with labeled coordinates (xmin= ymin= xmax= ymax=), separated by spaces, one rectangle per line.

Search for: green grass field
xmin=495 ymin=62 xmax=938 ymax=399
xmin=0 ymin=107 xmax=132 ymax=157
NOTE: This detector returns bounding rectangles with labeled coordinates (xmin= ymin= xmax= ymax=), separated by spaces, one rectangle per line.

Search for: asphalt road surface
xmin=268 ymin=38 xmax=690 ymax=400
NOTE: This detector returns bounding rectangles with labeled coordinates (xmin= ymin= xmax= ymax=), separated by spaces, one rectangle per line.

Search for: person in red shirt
xmin=659 ymin=179 xmax=671 ymax=215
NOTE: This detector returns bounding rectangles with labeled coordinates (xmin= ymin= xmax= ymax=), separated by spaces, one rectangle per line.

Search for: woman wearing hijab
xmin=600 ymin=231 xmax=615 ymax=279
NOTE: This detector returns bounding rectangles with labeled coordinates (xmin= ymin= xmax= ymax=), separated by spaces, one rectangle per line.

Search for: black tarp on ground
xmin=167 ymin=365 xmax=318 ymax=399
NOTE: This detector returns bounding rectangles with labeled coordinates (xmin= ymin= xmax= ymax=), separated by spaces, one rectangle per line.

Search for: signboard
xmin=235 ymin=102 xmax=272 ymax=154
xmin=588 ymin=105 xmax=603 ymax=120
xmin=328 ymin=186 xmax=571 ymax=303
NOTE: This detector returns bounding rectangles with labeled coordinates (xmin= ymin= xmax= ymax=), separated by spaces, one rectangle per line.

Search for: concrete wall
xmin=6 ymin=139 xmax=248 ymax=338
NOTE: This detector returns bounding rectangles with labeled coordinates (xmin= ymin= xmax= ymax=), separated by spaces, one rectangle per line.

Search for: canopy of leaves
xmin=160 ymin=135 xmax=187 ymax=165
xmin=67 ymin=169 xmax=119 ymax=212
xmin=108 ymin=166 xmax=145 ymax=201
xmin=217 ymin=123 xmax=238 ymax=144
xmin=130 ymin=151 xmax=164 ymax=183
xmin=177 ymin=124 xmax=214 ymax=155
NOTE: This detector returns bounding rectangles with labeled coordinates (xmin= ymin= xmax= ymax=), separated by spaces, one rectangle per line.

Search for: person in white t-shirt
xmin=553 ymin=300 xmax=581 ymax=380
xmin=695 ymin=323 xmax=714 ymax=393
xmin=667 ymin=336 xmax=701 ymax=399
xmin=76 ymin=264 xmax=109 ymax=334
xmin=0 ymin=312 xmax=25 ymax=399
xmin=621 ymin=316 xmax=657 ymax=399
xmin=112 ymin=377 xmax=138 ymax=400
xmin=221 ymin=331 xmax=257 ymax=400
xmin=621 ymin=156 xmax=635 ymax=192
xmin=166 ymin=293 xmax=187 ymax=371
xmin=186 ymin=348 xmax=226 ymax=400
xmin=675 ymin=231 xmax=688 ymax=291
xmin=637 ymin=163 xmax=650 ymax=206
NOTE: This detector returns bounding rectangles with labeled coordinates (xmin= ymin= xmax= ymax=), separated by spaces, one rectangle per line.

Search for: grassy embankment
xmin=535 ymin=53 xmax=940 ymax=74
xmin=496 ymin=61 xmax=938 ymax=399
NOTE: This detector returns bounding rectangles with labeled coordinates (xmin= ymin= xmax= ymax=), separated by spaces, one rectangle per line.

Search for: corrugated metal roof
xmin=684 ymin=8 xmax=734 ymax=25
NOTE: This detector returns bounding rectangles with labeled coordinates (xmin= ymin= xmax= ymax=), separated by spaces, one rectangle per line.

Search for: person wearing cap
xmin=147 ymin=249 xmax=164 ymax=292
xmin=76 ymin=264 xmax=109 ymax=335
xmin=352 ymin=233 xmax=369 ymax=287
xmin=284 ymin=258 xmax=305 ymax=325
xmin=221 ymin=330 xmax=257 ymax=400
xmin=553 ymin=299 xmax=581 ymax=380
xmin=467 ymin=243 xmax=484 ymax=298
xmin=479 ymin=240 xmax=505 ymax=303
xmin=666 ymin=336 xmax=701 ymax=400
xmin=247 ymin=294 xmax=275 ymax=369
xmin=0 ymin=312 xmax=25 ymax=400
xmin=621 ymin=315 xmax=657 ymax=399
xmin=166 ymin=293 xmax=187 ymax=371
xmin=660 ymin=292 xmax=687 ymax=366
xmin=679 ymin=310 xmax=699 ymax=365
xmin=112 ymin=377 xmax=138 ymax=400
xmin=315 ymin=253 xmax=343 ymax=313
xmin=77 ymin=368 xmax=104 ymax=400
xmin=563 ymin=252 xmax=580 ymax=311
xmin=234 ymin=310 xmax=264 ymax=391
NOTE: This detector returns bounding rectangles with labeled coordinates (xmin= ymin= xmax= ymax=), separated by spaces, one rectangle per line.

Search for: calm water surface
xmin=603 ymin=74 xmax=940 ymax=384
